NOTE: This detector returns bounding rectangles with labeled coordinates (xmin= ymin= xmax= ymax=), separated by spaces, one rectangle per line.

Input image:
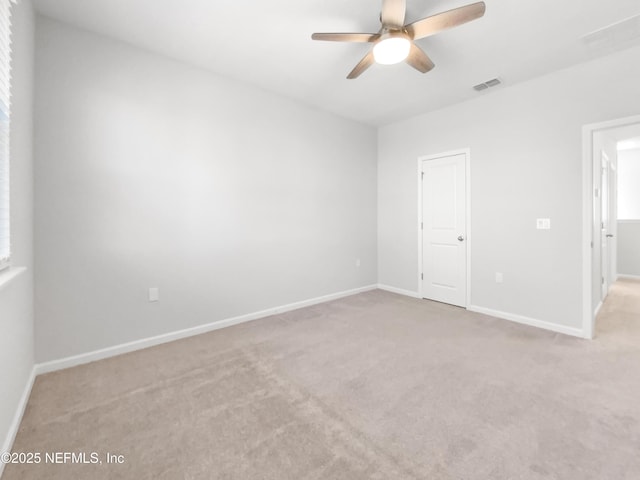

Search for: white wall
xmin=618 ymin=221 xmax=640 ymax=277
xmin=617 ymin=148 xmax=640 ymax=219
xmin=378 ymin=44 xmax=640 ymax=332
xmin=0 ymin=0 xmax=34 ymax=460
xmin=34 ymin=17 xmax=377 ymax=363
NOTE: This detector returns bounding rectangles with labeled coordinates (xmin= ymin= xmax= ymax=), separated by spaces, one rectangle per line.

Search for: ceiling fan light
xmin=373 ymin=37 xmax=411 ymax=65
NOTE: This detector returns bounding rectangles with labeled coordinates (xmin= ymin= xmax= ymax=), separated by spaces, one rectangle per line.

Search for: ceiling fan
xmin=311 ymin=0 xmax=486 ymax=79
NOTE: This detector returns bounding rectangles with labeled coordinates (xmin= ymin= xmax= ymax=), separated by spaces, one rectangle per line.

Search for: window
xmin=0 ymin=0 xmax=12 ymax=272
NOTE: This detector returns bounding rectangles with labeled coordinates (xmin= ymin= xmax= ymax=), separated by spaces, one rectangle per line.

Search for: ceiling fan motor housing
xmin=373 ymin=30 xmax=412 ymax=65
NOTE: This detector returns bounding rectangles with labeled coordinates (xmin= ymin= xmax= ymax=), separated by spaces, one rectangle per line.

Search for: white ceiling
xmin=32 ymin=0 xmax=640 ymax=126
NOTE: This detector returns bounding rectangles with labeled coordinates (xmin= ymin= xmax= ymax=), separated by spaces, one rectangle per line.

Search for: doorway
xmin=617 ymin=137 xmax=640 ymax=281
xmin=418 ymin=149 xmax=470 ymax=307
xmin=582 ymin=115 xmax=640 ymax=338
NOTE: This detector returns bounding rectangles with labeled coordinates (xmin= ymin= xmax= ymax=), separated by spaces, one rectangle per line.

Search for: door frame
xmin=417 ymin=148 xmax=471 ymax=306
xmin=600 ymin=150 xmax=610 ymax=300
xmin=600 ymin=150 xmax=617 ymax=297
xmin=582 ymin=113 xmax=640 ymax=339
xmin=609 ymin=159 xmax=617 ymax=287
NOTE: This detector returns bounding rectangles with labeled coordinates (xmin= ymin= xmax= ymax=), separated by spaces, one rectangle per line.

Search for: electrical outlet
xmin=495 ymin=272 xmax=503 ymax=284
xmin=149 ymin=287 xmax=159 ymax=302
xmin=356 ymin=258 xmax=361 ymax=268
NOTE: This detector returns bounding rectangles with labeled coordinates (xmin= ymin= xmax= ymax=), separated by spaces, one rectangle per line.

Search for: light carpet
xmin=4 ymin=282 xmax=640 ymax=479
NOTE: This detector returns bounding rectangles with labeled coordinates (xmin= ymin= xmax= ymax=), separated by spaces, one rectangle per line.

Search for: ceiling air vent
xmin=473 ymin=77 xmax=501 ymax=92
xmin=582 ymin=14 xmax=640 ymax=55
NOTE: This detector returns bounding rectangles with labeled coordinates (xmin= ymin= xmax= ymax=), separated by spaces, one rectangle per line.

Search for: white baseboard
xmin=617 ymin=274 xmax=640 ymax=281
xmin=35 ymin=284 xmax=378 ymax=375
xmin=467 ymin=305 xmax=586 ymax=339
xmin=377 ymin=284 xmax=421 ymax=299
xmin=376 ymin=288 xmax=585 ymax=338
xmin=0 ymin=366 xmax=36 ymax=478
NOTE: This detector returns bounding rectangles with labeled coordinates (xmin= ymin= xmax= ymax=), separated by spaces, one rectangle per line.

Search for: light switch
xmin=536 ymin=218 xmax=551 ymax=230
xmin=149 ymin=287 xmax=159 ymax=302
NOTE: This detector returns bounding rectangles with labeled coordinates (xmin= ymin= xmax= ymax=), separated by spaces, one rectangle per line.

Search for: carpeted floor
xmin=4 ymin=281 xmax=640 ymax=479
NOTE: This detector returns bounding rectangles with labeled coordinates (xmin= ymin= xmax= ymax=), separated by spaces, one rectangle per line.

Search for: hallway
xmin=595 ymin=278 xmax=640 ymax=342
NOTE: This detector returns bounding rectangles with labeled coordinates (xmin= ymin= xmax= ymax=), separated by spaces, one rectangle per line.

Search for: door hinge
xmin=421 ymin=222 xmax=423 ymax=230
xmin=421 ymin=171 xmax=424 ymax=180
xmin=602 ymin=277 xmax=605 ymax=285
xmin=421 ymin=273 xmax=424 ymax=280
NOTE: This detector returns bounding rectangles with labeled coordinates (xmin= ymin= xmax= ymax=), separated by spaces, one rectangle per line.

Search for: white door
xmin=421 ymin=153 xmax=467 ymax=307
xmin=609 ymin=160 xmax=617 ymax=285
xmin=601 ymin=152 xmax=611 ymax=298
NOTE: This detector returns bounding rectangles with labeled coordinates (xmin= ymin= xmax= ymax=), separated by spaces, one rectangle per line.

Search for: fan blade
xmin=347 ymin=50 xmax=375 ymax=79
xmin=311 ymin=32 xmax=380 ymax=43
xmin=381 ymin=0 xmax=406 ymax=28
xmin=405 ymin=43 xmax=435 ymax=73
xmin=406 ymin=2 xmax=486 ymax=40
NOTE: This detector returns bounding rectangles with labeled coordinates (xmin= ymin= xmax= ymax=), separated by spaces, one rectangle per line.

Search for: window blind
xmin=0 ymin=0 xmax=12 ymax=271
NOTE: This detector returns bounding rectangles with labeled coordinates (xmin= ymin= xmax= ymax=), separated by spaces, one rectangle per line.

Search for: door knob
xmin=458 ymin=235 xmax=465 ymax=242
xmin=606 ymin=234 xmax=614 ymax=238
